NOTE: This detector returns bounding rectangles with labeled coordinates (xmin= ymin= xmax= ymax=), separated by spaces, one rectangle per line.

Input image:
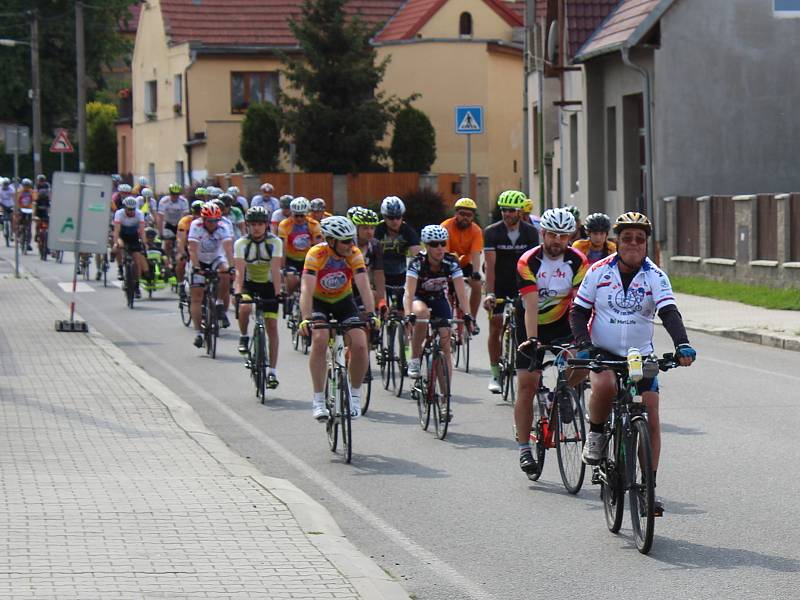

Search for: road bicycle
xmin=522 ymin=342 xmax=587 ymax=494
xmin=17 ymin=208 xmax=32 ymax=254
xmin=283 ymin=268 xmax=309 ymax=354
xmin=120 ymin=247 xmax=137 ymax=309
xmin=567 ymin=352 xmax=681 ymax=554
xmin=450 ymin=292 xmax=472 ymax=373
xmin=35 ymin=217 xmax=49 ymax=261
xmin=409 ymin=317 xmax=454 ymax=440
xmin=240 ymin=295 xmax=272 ymax=402
xmin=494 ymin=297 xmax=518 ymax=405
xmin=314 ymin=319 xmax=368 ymax=464
xmin=99 ymin=251 xmax=110 ymax=287
xmin=378 ymin=285 xmax=407 ymax=397
xmin=199 ymin=268 xmax=221 ymax=358
xmin=178 ymin=269 xmax=192 ymax=326
xmin=1 ymin=207 xmax=11 ymax=247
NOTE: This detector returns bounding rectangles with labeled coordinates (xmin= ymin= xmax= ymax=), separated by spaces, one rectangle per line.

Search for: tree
xmin=86 ymin=102 xmax=118 ymax=174
xmin=240 ymin=102 xmax=282 ymax=173
xmin=390 ymin=107 xmax=436 ymax=172
xmin=0 ymin=1 xmax=133 ymax=133
xmin=282 ymin=0 xmax=410 ymax=174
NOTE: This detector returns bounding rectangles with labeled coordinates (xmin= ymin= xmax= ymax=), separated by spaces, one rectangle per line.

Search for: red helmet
xmin=200 ymin=204 xmax=222 ymax=220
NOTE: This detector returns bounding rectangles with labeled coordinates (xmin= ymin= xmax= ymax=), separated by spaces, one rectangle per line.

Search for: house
xmin=130 ymin=0 xmax=526 ymax=201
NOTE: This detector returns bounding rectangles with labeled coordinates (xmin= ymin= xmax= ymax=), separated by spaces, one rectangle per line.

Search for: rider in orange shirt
xmin=441 ymin=198 xmax=483 ymax=319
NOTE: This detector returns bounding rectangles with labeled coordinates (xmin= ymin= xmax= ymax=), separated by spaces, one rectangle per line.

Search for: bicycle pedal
xmin=591 ymin=468 xmax=601 ymax=485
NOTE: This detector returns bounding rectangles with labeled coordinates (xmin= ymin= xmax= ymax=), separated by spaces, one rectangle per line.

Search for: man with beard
xmin=441 ymin=197 xmax=483 ymax=320
xmin=514 ymin=208 xmax=588 ymax=478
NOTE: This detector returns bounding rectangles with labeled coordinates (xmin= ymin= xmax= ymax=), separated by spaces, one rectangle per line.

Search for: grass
xmin=670 ymin=275 xmax=800 ymax=310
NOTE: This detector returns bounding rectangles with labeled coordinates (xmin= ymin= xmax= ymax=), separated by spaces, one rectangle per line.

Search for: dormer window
xmin=459 ymin=12 xmax=473 ymax=37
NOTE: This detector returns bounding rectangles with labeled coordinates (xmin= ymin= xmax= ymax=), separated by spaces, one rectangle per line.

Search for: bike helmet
xmin=36 ymin=174 xmax=47 ymax=183
xmin=420 ymin=224 xmax=449 ymax=244
xmin=346 ymin=206 xmax=361 ymax=220
xmin=350 ymin=207 xmax=380 ymax=226
xmin=210 ymin=198 xmax=226 ymax=212
xmin=279 ymin=194 xmax=293 ymax=208
xmin=169 ymin=183 xmax=182 ymax=194
xmin=190 ymin=200 xmax=204 ymax=213
xmin=246 ymin=206 xmax=269 ymax=223
xmin=539 ymin=207 xmax=576 ymax=234
xmin=454 ymin=197 xmax=477 ymax=211
xmin=122 ymin=197 xmax=137 ymax=209
xmin=497 ymin=190 xmax=526 ymax=210
xmin=522 ymin=199 xmax=533 ymax=215
xmin=380 ymin=196 xmax=405 ymax=217
xmin=218 ymin=193 xmax=234 ymax=207
xmin=111 ymin=174 xmax=122 ymax=184
xmin=144 ymin=227 xmax=157 ymax=240
xmin=321 ymin=215 xmax=356 ymax=241
xmin=118 ymin=183 xmax=132 ymax=193
xmin=290 ymin=197 xmax=310 ymax=215
xmin=141 ymin=187 xmax=154 ymax=198
xmin=564 ymin=205 xmax=581 ymax=221
xmin=584 ymin=212 xmax=612 ymax=233
xmin=227 ymin=186 xmax=240 ymax=196
xmin=310 ymin=197 xmax=326 ymax=211
xmin=194 ymin=187 xmax=208 ymax=198
xmin=207 ymin=186 xmax=221 ymax=198
xmin=261 ymin=182 xmax=274 ymax=193
xmin=201 ymin=203 xmax=222 ymax=220
xmin=21 ymin=178 xmax=33 ymax=187
xmin=613 ymin=211 xmax=652 ymax=236
xmin=138 ymin=176 xmax=148 ymax=186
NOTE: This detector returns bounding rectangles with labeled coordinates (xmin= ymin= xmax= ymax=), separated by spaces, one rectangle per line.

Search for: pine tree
xmin=390 ymin=107 xmax=436 ymax=172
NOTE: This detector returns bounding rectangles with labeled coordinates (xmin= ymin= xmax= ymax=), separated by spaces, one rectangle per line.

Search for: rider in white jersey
xmin=157 ymin=183 xmax=189 ymax=251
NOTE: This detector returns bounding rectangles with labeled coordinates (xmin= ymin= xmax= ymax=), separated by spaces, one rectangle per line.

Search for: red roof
xmin=374 ymin=0 xmax=523 ymax=42
xmin=159 ymin=0 xmax=404 ymax=47
xmin=576 ymin=0 xmax=664 ymax=60
xmin=120 ymin=3 xmax=141 ymax=34
xmin=566 ymin=0 xmax=619 ymax=58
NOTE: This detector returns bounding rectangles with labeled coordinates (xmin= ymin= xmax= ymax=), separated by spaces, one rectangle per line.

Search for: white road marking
xmin=701 ymin=356 xmax=800 ymax=383
xmin=57 ymin=282 xmax=95 ymax=293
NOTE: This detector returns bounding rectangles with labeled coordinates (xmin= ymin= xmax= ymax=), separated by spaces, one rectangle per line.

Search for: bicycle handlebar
xmin=566 ymin=353 xmax=680 ymax=374
xmin=311 ymin=320 xmax=369 ymax=331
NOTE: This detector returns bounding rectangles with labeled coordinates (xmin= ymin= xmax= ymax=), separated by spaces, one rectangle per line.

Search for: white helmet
xmin=310 ymin=197 xmax=326 ymax=211
xmin=138 ymin=176 xmax=148 ymax=186
xmin=290 ymin=197 xmax=310 ymax=215
xmin=118 ymin=183 xmax=132 ymax=193
xmin=227 ymin=186 xmax=240 ymax=196
xmin=380 ymin=196 xmax=405 ymax=217
xmin=1 ymin=178 xmax=9 ymax=186
xmin=123 ymin=196 xmax=137 ymax=209
xmin=260 ymin=182 xmax=274 ymax=193
xmin=207 ymin=186 xmax=221 ymax=198
xmin=141 ymin=187 xmax=153 ymax=198
xmin=540 ymin=208 xmax=576 ymax=234
xmin=421 ymin=224 xmax=449 ymax=244
xmin=321 ymin=215 xmax=356 ymax=241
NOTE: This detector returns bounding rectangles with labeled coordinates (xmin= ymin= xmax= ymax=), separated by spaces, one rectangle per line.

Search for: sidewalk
xmin=0 ymin=261 xmax=408 ymax=599
xmin=675 ymin=292 xmax=800 ymax=352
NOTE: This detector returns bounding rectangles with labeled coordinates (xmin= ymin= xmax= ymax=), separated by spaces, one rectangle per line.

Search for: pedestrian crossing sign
xmin=455 ymin=106 xmax=484 ymax=135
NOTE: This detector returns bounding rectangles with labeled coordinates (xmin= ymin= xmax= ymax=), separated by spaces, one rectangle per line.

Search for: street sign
xmin=455 ymin=105 xmax=484 ymax=135
xmin=4 ymin=125 xmax=31 ymax=154
xmin=49 ymin=171 xmax=112 ymax=254
xmin=50 ymin=129 xmax=74 ymax=153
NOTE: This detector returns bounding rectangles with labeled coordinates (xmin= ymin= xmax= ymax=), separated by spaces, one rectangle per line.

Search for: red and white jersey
xmin=187 ymin=220 xmax=232 ymax=263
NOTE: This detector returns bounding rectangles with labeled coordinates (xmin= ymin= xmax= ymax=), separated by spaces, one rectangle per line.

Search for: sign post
xmin=50 ymin=128 xmax=74 ymax=173
xmin=454 ymin=106 xmax=484 ymax=199
xmin=50 ymin=171 xmax=112 ymax=332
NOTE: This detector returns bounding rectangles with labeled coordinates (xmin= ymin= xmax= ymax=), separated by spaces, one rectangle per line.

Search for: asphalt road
xmin=11 ymin=246 xmax=800 ymax=600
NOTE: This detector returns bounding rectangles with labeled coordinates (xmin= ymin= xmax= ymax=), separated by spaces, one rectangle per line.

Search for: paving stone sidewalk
xmin=0 ymin=266 xmax=407 ymax=599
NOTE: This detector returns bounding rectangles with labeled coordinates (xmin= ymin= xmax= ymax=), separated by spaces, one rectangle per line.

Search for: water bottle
xmin=627 ymin=347 xmax=643 ymax=382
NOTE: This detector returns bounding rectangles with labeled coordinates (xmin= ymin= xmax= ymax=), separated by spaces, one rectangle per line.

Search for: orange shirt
xmin=441 ymin=217 xmax=483 ymax=267
xmin=303 ymin=243 xmax=366 ymax=303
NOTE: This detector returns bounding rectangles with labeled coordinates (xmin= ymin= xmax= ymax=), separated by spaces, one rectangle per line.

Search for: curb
xmin=680 ymin=321 xmax=800 ymax=353
xmin=13 ymin=262 xmax=410 ymax=600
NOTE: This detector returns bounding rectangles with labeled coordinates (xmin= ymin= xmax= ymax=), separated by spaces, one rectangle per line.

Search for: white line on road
xmin=57 ymin=282 xmax=95 ymax=293
xmin=700 ymin=356 xmax=800 ymax=382
xmin=89 ymin=310 xmax=499 ymax=600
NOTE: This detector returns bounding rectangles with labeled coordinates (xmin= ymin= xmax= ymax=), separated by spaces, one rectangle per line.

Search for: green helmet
xmin=564 ymin=205 xmax=581 ymax=221
xmin=497 ymin=190 xmax=526 ymax=210
xmin=350 ymin=207 xmax=380 ymax=226
xmin=169 ymin=183 xmax=181 ymax=194
xmin=195 ymin=187 xmax=208 ymax=198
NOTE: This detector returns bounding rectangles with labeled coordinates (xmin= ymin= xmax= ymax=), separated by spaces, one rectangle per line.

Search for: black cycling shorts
xmin=121 ymin=235 xmax=142 ymax=254
xmin=385 ymin=273 xmax=405 ymax=310
xmin=312 ymin=296 xmax=360 ymax=323
xmin=285 ymin=257 xmax=305 ymax=273
xmin=594 ymin=350 xmax=659 ymax=394
xmin=413 ymin=295 xmax=452 ymax=321
xmin=515 ymin=300 xmax=573 ymax=371
xmin=243 ymin=281 xmax=279 ymax=316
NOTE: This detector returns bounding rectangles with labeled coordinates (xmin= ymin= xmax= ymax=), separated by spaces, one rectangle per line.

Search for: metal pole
xmin=522 ymin=0 xmax=535 ymax=197
xmin=14 ymin=127 xmax=20 ymax=278
xmin=13 ymin=127 xmax=19 ymax=180
xmin=60 ymin=153 xmax=65 ymax=173
xmin=29 ymin=10 xmax=42 ymax=178
xmin=289 ymin=142 xmax=296 ymax=196
xmin=465 ymin=134 xmax=472 ymax=199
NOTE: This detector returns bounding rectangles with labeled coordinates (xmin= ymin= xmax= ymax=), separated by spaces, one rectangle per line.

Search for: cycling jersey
xmin=228 ymin=207 xmax=245 ymax=238
xmin=0 ymin=187 xmax=14 ymax=209
xmin=572 ymin=239 xmax=617 ymax=265
xmin=484 ymin=219 xmax=539 ymax=299
xmin=374 ymin=221 xmax=420 ymax=279
xmin=157 ymin=195 xmax=189 ymax=226
xmin=234 ymin=234 xmax=282 ymax=283
xmin=441 ymin=217 xmax=483 ymax=267
xmin=177 ymin=215 xmax=195 ymax=234
xmin=113 ymin=208 xmax=145 ymax=238
xmin=303 ymin=243 xmax=366 ymax=303
xmin=407 ymin=252 xmax=463 ymax=299
xmin=278 ymin=217 xmax=322 ymax=263
xmin=16 ymin=189 xmax=35 ymax=210
xmin=187 ymin=220 xmax=232 ymax=263
xmin=235 ymin=195 xmax=249 ymax=212
xmin=574 ymin=254 xmax=676 ymax=356
xmin=251 ymin=195 xmax=279 ymax=214
xmin=517 ymin=245 xmax=588 ymax=327
xmin=271 ymin=208 xmax=289 ymax=227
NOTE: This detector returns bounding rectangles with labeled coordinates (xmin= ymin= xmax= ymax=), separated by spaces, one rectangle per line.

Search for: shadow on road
xmin=350 ymin=453 xmax=450 ymax=478
xmin=661 ymin=421 xmax=705 ymax=436
xmin=445 ymin=430 xmax=516 ymax=451
xmin=363 ymin=410 xmax=418 ymax=426
xmin=650 ymin=537 xmax=800 ymax=572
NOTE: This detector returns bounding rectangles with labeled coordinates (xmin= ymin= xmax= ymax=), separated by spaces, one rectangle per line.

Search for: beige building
xmin=131 ymin=0 xmax=525 ymax=200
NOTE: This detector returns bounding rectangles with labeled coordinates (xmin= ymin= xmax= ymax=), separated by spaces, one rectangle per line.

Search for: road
xmin=10 ymin=246 xmax=800 ymax=600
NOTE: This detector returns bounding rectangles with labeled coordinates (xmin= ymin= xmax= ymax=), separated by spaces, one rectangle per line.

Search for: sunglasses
xmin=500 ymin=208 xmax=518 ymax=213
xmin=336 ymin=238 xmax=355 ymax=245
xmin=456 ymin=211 xmax=474 ymax=218
xmin=385 ymin=216 xmax=402 ymax=221
xmin=204 ymin=218 xmax=220 ymax=223
xmin=426 ymin=241 xmax=446 ymax=248
xmin=620 ymin=235 xmax=647 ymax=245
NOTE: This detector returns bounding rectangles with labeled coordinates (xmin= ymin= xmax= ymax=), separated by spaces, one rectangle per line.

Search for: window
xmin=569 ymin=113 xmax=578 ymax=193
xmin=175 ymin=161 xmax=185 ymax=186
xmin=173 ymin=74 xmax=183 ymax=113
xmin=144 ymin=80 xmax=157 ymax=118
xmin=459 ymin=12 xmax=473 ymax=36
xmin=775 ymin=0 xmax=800 ymax=16
xmin=231 ymin=72 xmax=279 ymax=113
xmin=606 ymin=106 xmax=617 ymax=191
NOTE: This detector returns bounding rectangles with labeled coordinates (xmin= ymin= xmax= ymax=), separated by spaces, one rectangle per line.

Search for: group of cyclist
xmin=0 ymin=175 xmax=52 ymax=251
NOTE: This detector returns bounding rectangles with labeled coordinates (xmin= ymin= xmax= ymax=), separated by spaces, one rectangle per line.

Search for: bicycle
xmin=494 ymin=297 xmax=518 ymax=405
xmin=521 ymin=342 xmax=587 ymax=494
xmin=239 ymin=295 xmax=272 ymax=402
xmin=79 ymin=253 xmax=91 ymax=281
xmin=409 ymin=318 xmax=453 ymax=440
xmin=121 ymin=248 xmax=136 ymax=309
xmin=199 ymin=268 xmax=221 ymax=358
xmin=1 ymin=206 xmax=11 ymax=247
xmin=567 ymin=352 xmax=681 ymax=554
xmin=178 ymin=269 xmax=192 ymax=326
xmin=378 ymin=285 xmax=408 ymax=397
xmin=314 ymin=319 xmax=368 ymax=464
xmin=283 ymin=268 xmax=310 ymax=354
xmin=17 ymin=208 xmax=33 ymax=254
xmin=450 ymin=292 xmax=472 ymax=373
xmin=99 ymin=251 xmax=110 ymax=287
xmin=35 ymin=217 xmax=49 ymax=261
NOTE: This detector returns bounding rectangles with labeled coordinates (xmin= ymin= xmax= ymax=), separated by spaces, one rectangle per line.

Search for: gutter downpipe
xmin=621 ymin=46 xmax=654 ymax=223
xmin=184 ymin=49 xmax=197 ymax=186
xmin=522 ymin=0 xmax=534 ymax=196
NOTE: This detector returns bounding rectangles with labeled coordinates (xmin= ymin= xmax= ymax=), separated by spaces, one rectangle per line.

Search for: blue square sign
xmin=455 ymin=106 xmax=484 ymax=134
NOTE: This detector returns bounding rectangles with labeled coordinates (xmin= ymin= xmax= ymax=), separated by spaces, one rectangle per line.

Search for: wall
xmin=419 ymin=0 xmax=514 ymax=41
xmin=654 ymin=0 xmax=800 ymax=199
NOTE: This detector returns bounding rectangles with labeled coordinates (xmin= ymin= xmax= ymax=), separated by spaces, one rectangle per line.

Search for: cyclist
xmin=217 ymin=193 xmax=246 ymax=239
xmin=193 ymin=186 xmax=209 ymax=202
xmin=572 ymin=212 xmax=616 ymax=264
xmin=571 ymin=212 xmax=696 ymax=515
xmin=349 ymin=207 xmax=387 ymax=316
xmin=176 ymin=200 xmax=204 ymax=299
xmin=279 ymin=197 xmax=322 ymax=299
xmin=299 ymin=216 xmax=378 ymax=420
xmin=564 ymin=205 xmax=586 ymax=242
xmin=251 ymin=182 xmax=279 ymax=214
xmin=112 ymin=196 xmax=149 ymax=297
xmin=157 ymin=183 xmax=189 ymax=260
xmin=132 ymin=175 xmax=149 ymax=196
xmin=271 ymin=194 xmax=293 ymax=234
xmin=374 ymin=196 xmax=420 ymax=311
xmin=0 ymin=178 xmax=14 ymax=237
xmin=227 ymin=185 xmax=249 ymax=213
xmin=404 ymin=225 xmax=475 ymax=420
xmin=141 ymin=227 xmax=169 ymax=291
xmin=441 ymin=197 xmax=483 ymax=320
xmin=111 ymin=183 xmax=132 ymax=212
xmin=188 ymin=203 xmax=234 ymax=347
xmin=234 ymin=206 xmax=283 ymax=388
xmin=15 ymin=178 xmax=35 ymax=250
xmin=522 ymin=198 xmax=542 ymax=233
xmin=310 ymin=197 xmax=332 ymax=222
xmin=513 ymin=208 xmax=588 ymax=477
xmin=483 ymin=190 xmax=540 ymax=393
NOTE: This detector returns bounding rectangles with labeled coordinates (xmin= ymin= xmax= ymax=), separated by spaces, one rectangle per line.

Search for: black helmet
xmin=144 ymin=227 xmax=158 ymax=240
xmin=584 ymin=212 xmax=611 ymax=233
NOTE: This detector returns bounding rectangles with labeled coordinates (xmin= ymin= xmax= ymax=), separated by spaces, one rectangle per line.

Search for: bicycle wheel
xmin=395 ymin=325 xmax=407 ymax=398
xmin=417 ymin=353 xmax=431 ymax=430
xmin=555 ymin=386 xmax=586 ymax=494
xmin=431 ymin=352 xmax=451 ymax=440
xmin=325 ymin=370 xmax=338 ymax=452
xmin=361 ymin=354 xmax=372 ymax=415
xmin=601 ymin=425 xmax=625 ymax=533
xmin=255 ymin=328 xmax=267 ymax=402
xmin=527 ymin=393 xmax=547 ymax=481
xmin=501 ymin=331 xmax=516 ymax=404
xmin=382 ymin=322 xmax=395 ymax=390
xmin=102 ymin=257 xmax=108 ymax=287
xmin=340 ymin=370 xmax=353 ymax=464
xmin=179 ymin=294 xmax=192 ymax=326
xmin=629 ymin=417 xmax=655 ymax=554
xmin=124 ymin=260 xmax=135 ymax=308
xmin=463 ymin=331 xmax=470 ymax=374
